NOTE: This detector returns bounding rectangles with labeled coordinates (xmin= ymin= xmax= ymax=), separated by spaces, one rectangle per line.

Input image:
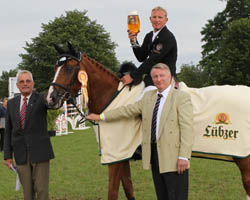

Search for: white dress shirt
xmin=152 ymin=26 xmax=165 ymax=42
xmin=152 ymin=29 xmax=161 ymax=42
xmin=20 ymin=94 xmax=31 ymax=111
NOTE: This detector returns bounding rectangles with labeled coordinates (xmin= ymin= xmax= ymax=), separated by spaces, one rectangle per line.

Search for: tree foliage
xmin=216 ymin=18 xmax=250 ymax=85
xmin=0 ymin=69 xmax=17 ymax=99
xmin=178 ymin=64 xmax=207 ymax=88
xmin=18 ymin=10 xmax=119 ymax=92
xmin=200 ymin=0 xmax=250 ymax=85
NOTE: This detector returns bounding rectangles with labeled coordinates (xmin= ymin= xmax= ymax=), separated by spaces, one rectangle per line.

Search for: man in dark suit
xmin=87 ymin=63 xmax=194 ymax=200
xmin=0 ymin=97 xmax=8 ymax=151
xmin=123 ymin=6 xmax=178 ymax=88
xmin=4 ymin=70 xmax=54 ymax=200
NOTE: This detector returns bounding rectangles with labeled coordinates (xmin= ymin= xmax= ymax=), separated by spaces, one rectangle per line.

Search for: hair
xmin=16 ymin=70 xmax=34 ymax=82
xmin=150 ymin=63 xmax=171 ymax=76
xmin=152 ymin=6 xmax=168 ymax=17
xmin=3 ymin=97 xmax=8 ymax=102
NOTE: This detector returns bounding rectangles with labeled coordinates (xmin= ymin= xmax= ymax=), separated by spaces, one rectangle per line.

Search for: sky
xmin=0 ymin=0 xmax=227 ymax=76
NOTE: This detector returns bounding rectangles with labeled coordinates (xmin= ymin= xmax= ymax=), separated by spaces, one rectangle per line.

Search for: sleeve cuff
xmin=100 ymin=113 xmax=105 ymax=121
xmin=178 ymin=156 xmax=188 ymax=161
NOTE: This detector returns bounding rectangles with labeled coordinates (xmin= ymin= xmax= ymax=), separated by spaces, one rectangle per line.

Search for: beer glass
xmin=127 ymin=11 xmax=140 ymax=34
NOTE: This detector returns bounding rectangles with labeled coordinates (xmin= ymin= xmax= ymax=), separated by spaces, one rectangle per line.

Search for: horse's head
xmin=47 ymin=41 xmax=120 ymax=113
xmin=46 ymin=42 xmax=82 ymax=109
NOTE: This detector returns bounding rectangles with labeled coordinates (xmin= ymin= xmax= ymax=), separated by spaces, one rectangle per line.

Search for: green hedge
xmin=47 ymin=109 xmax=63 ymax=130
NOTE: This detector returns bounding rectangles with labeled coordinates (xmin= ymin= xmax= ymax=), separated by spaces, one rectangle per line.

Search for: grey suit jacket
xmin=4 ymin=92 xmax=54 ymax=165
xmin=104 ymin=87 xmax=194 ymax=173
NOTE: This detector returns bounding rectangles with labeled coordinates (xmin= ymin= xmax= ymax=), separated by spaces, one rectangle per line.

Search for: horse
xmin=46 ymin=42 xmax=250 ymax=200
xmin=47 ymin=42 xmax=136 ymax=200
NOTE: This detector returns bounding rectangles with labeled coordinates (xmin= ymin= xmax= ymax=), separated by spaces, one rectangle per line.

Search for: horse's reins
xmin=52 ymin=54 xmax=126 ymax=155
xmin=67 ymin=84 xmax=126 ymax=124
xmin=67 ymin=85 xmax=125 ymax=156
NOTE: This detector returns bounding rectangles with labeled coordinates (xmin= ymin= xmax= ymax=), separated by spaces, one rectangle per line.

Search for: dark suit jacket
xmin=131 ymin=26 xmax=177 ymax=86
xmin=4 ymin=92 xmax=54 ymax=165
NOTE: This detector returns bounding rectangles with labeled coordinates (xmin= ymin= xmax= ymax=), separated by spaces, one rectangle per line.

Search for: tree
xmin=216 ymin=18 xmax=250 ymax=85
xmin=0 ymin=69 xmax=17 ymax=99
xmin=200 ymin=0 xmax=250 ymax=85
xmin=178 ymin=64 xmax=207 ymax=88
xmin=18 ymin=10 xmax=119 ymax=92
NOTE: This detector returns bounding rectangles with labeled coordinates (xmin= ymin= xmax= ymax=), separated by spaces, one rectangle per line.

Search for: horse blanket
xmin=95 ymin=82 xmax=145 ymax=164
xmin=95 ymin=82 xmax=250 ymax=164
xmin=179 ymin=82 xmax=250 ymax=161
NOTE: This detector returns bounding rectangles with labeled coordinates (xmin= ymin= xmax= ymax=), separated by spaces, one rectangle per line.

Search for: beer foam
xmin=129 ymin=10 xmax=138 ymax=15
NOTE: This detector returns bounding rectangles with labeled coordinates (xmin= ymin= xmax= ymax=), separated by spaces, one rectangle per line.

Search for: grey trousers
xmin=16 ymin=155 xmax=50 ymax=200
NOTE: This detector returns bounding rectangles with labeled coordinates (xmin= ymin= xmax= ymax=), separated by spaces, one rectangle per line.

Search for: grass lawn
xmin=0 ymin=126 xmax=246 ymax=199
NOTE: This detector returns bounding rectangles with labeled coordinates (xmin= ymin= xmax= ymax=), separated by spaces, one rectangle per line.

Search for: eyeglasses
xmin=18 ymin=79 xmax=33 ymax=84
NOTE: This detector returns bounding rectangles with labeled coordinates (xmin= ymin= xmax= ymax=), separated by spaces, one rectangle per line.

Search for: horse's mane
xmin=82 ymin=54 xmax=119 ymax=82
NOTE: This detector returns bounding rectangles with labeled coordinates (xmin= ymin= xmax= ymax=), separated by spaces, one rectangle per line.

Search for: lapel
xmin=148 ymin=31 xmax=154 ymax=51
xmin=151 ymin=26 xmax=167 ymax=46
xmin=158 ymin=88 xmax=174 ymax=138
xmin=24 ymin=92 xmax=37 ymax=128
xmin=13 ymin=96 xmax=21 ymax=129
xmin=148 ymin=90 xmax=158 ymax=121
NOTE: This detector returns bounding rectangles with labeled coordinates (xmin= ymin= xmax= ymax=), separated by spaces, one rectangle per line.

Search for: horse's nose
xmin=50 ymin=90 xmax=57 ymax=102
xmin=46 ymin=86 xmax=56 ymax=104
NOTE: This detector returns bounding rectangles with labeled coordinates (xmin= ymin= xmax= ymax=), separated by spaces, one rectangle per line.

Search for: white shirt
xmin=152 ymin=26 xmax=164 ymax=42
xmin=20 ymin=94 xmax=31 ymax=111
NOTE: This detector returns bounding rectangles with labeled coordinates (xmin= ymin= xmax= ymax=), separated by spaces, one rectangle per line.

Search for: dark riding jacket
xmin=130 ymin=26 xmax=177 ymax=86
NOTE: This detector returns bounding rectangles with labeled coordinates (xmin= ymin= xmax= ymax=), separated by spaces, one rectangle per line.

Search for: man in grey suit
xmin=4 ymin=70 xmax=54 ymax=200
xmin=87 ymin=63 xmax=194 ymax=200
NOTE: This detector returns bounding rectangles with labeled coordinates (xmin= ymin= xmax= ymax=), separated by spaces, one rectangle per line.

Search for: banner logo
xmin=214 ymin=113 xmax=230 ymax=124
xmin=203 ymin=113 xmax=238 ymax=140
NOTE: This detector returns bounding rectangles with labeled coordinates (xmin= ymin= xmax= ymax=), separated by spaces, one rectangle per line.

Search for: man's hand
xmin=177 ymin=159 xmax=188 ymax=174
xmin=127 ymin=30 xmax=138 ymax=43
xmin=86 ymin=114 xmax=101 ymax=121
xmin=5 ymin=159 xmax=14 ymax=169
xmin=122 ymin=74 xmax=133 ymax=85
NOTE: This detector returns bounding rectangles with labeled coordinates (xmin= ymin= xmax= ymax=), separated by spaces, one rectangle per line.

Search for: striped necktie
xmin=151 ymin=94 xmax=163 ymax=143
xmin=20 ymin=97 xmax=28 ymax=130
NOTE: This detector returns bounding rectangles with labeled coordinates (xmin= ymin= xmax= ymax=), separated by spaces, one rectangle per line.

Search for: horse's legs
xmin=234 ymin=157 xmax=250 ymax=199
xmin=121 ymin=160 xmax=135 ymax=199
xmin=108 ymin=163 xmax=122 ymax=200
xmin=108 ymin=161 xmax=135 ymax=200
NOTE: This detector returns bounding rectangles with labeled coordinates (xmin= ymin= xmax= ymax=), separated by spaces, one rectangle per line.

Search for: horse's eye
xmin=64 ymin=65 xmax=74 ymax=73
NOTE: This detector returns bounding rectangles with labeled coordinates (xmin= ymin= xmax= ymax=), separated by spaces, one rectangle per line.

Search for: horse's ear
xmin=53 ymin=43 xmax=65 ymax=55
xmin=67 ymin=41 xmax=78 ymax=58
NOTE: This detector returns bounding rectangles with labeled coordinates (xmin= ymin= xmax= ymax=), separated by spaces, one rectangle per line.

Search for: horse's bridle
xmin=50 ymin=53 xmax=92 ymax=124
xmin=51 ymin=54 xmax=82 ymax=100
